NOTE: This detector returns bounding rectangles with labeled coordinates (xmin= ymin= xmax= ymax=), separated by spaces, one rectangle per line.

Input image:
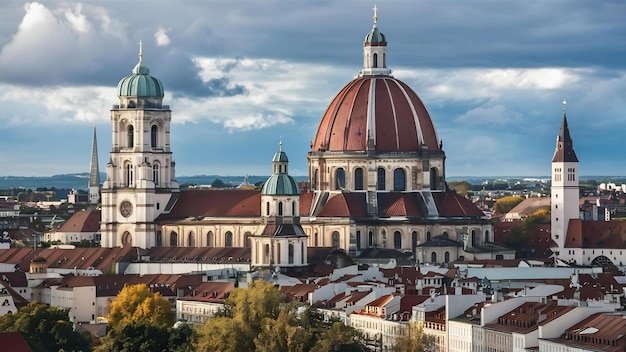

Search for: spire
xmin=89 ymin=126 xmax=100 ymax=187
xmin=373 ymin=4 xmax=378 ymax=26
xmin=552 ymin=100 xmax=579 ymax=163
xmin=139 ymin=39 xmax=143 ymax=63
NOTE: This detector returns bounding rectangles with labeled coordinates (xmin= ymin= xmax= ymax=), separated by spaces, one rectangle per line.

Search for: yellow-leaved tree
xmin=107 ymin=283 xmax=174 ymax=330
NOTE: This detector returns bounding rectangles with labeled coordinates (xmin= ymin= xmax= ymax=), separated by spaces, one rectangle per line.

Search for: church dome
xmin=117 ymin=43 xmax=164 ymax=98
xmin=364 ymin=25 xmax=386 ymax=45
xmin=261 ymin=174 xmax=300 ymax=195
xmin=311 ymin=76 xmax=440 ymax=153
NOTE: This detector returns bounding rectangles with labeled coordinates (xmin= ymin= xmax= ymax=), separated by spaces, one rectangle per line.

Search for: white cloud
xmin=456 ymin=105 xmax=522 ymax=125
xmin=155 ymin=26 xmax=170 ymax=47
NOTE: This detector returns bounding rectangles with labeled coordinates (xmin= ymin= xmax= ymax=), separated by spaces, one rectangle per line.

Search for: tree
xmin=310 ymin=321 xmax=367 ymax=352
xmin=494 ymin=196 xmax=524 ymax=214
xmin=447 ymin=181 xmax=472 ymax=197
xmin=392 ymin=322 xmax=437 ymax=352
xmin=107 ymin=283 xmax=174 ymax=331
xmin=211 ymin=178 xmax=228 ymax=188
xmin=0 ymin=302 xmax=91 ymax=352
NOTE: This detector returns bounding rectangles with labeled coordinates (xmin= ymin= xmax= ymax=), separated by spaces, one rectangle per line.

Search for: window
xmin=244 ymin=232 xmax=251 ymax=248
xmin=170 ymin=231 xmax=178 ymax=247
xmin=266 ymin=202 xmax=270 ymax=216
xmin=188 ymin=232 xmax=195 ymax=246
xmin=377 ymin=168 xmax=386 ymax=190
xmin=313 ymin=169 xmax=318 ymax=190
xmin=278 ymin=201 xmax=283 ymax=216
xmin=151 ymin=125 xmax=158 ymax=148
xmin=332 ymin=231 xmax=340 ymax=248
xmin=288 ymin=243 xmax=294 ymax=264
xmin=431 ymin=252 xmax=437 ymax=263
xmin=393 ymin=168 xmax=406 ymax=191
xmin=394 ymin=231 xmax=402 ymax=249
xmin=127 ymin=125 xmax=134 ymax=147
xmin=427 ymin=231 xmax=432 ymax=241
xmin=354 ymin=168 xmax=364 ymax=190
xmin=373 ymin=53 xmax=378 ymax=68
xmin=207 ymin=231 xmax=214 ymax=247
xmin=152 ymin=164 xmax=159 ymax=186
xmin=156 ymin=231 xmax=162 ymax=246
xmin=335 ymin=168 xmax=346 ymax=190
xmin=314 ymin=233 xmax=319 ymax=247
xmin=445 ymin=251 xmax=450 ymax=263
xmin=301 ymin=242 xmax=305 ymax=264
xmin=292 ymin=201 xmax=296 ymax=216
xmin=225 ymin=231 xmax=233 ymax=247
xmin=125 ymin=163 xmax=133 ymax=187
xmin=356 ymin=231 xmax=361 ymax=250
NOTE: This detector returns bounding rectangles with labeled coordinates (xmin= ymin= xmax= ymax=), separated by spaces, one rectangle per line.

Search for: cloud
xmin=456 ymin=105 xmax=523 ymax=125
xmin=155 ymin=26 xmax=170 ymax=47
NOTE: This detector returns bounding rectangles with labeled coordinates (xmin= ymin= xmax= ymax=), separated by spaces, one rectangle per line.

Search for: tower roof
xmin=552 ymin=113 xmax=578 ymax=163
xmin=262 ymin=142 xmax=300 ymax=196
xmin=117 ymin=41 xmax=164 ymax=98
xmin=89 ymin=126 xmax=100 ymax=188
xmin=364 ymin=5 xmax=386 ymax=46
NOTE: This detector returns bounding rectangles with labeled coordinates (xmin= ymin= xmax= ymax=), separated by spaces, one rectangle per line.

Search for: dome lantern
xmin=360 ymin=5 xmax=392 ymax=77
xmin=116 ymin=40 xmax=165 ymax=99
xmin=262 ymin=140 xmax=300 ymax=196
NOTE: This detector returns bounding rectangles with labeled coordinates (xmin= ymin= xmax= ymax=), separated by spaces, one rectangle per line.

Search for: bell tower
xmin=100 ymin=42 xmax=179 ymax=249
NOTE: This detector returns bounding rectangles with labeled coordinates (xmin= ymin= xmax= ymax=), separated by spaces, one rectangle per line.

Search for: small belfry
xmin=100 ymin=41 xmax=179 ymax=249
xmin=359 ymin=4 xmax=392 ymax=77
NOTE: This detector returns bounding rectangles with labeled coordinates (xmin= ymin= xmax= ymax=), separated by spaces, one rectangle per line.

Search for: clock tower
xmin=100 ymin=42 xmax=179 ymax=248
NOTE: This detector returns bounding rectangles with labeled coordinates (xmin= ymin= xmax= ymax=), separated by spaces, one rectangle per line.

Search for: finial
xmin=279 ymin=136 xmax=283 ymax=152
xmin=373 ymin=5 xmax=378 ymax=25
xmin=562 ymin=99 xmax=567 ymax=112
xmin=139 ymin=39 xmax=143 ymax=63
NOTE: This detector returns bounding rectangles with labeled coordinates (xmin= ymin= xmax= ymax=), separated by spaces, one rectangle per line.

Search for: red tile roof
xmin=180 ymin=282 xmax=235 ymax=303
xmin=378 ymin=193 xmax=423 ymax=217
xmin=163 ymin=189 xmax=261 ymax=218
xmin=565 ymin=219 xmax=626 ymax=249
xmin=432 ymin=192 xmax=486 ymax=217
xmin=0 ymin=332 xmax=33 ymax=352
xmin=554 ymin=313 xmax=626 ymax=352
xmin=317 ymin=193 xmax=368 ymax=217
xmin=299 ymin=191 xmax=315 ymax=216
xmin=56 ymin=209 xmax=101 ymax=233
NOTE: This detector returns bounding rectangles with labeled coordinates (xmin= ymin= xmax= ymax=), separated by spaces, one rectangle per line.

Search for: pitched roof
xmin=180 ymin=281 xmax=235 ymax=303
xmin=378 ymin=193 xmax=423 ymax=217
xmin=0 ymin=332 xmax=33 ymax=352
xmin=551 ymin=313 xmax=626 ymax=352
xmin=552 ymin=114 xmax=579 ymax=163
xmin=56 ymin=209 xmax=101 ymax=233
xmin=161 ymin=189 xmax=260 ymax=218
xmin=317 ymin=192 xmax=368 ymax=217
xmin=565 ymin=219 xmax=626 ymax=249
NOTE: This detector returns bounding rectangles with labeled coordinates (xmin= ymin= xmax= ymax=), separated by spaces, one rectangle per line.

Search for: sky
xmin=0 ymin=1 xmax=625 ymax=178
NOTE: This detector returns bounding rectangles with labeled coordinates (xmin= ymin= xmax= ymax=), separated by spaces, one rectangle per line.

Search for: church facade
xmin=99 ymin=10 xmax=511 ymax=266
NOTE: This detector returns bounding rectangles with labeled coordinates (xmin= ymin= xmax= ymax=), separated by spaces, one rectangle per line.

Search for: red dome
xmin=312 ymin=76 xmax=440 ymax=153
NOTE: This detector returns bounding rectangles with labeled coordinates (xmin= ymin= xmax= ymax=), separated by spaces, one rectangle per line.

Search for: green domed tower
xmin=101 ymin=41 xmax=179 ymax=249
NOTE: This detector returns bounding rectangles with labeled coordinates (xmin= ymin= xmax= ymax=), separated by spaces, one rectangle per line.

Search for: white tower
xmin=551 ymin=103 xmax=579 ymax=255
xmin=100 ymin=42 xmax=179 ymax=248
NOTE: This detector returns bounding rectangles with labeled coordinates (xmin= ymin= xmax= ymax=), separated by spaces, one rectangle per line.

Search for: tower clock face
xmin=120 ymin=200 xmax=133 ymax=218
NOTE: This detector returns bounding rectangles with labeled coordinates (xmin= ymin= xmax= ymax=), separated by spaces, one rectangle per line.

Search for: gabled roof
xmin=565 ymin=219 xmax=626 ymax=249
xmin=0 ymin=279 xmax=29 ymax=309
xmin=554 ymin=313 xmax=626 ymax=352
xmin=55 ymin=209 xmax=101 ymax=233
xmin=0 ymin=332 xmax=33 ymax=352
xmin=160 ymin=189 xmax=260 ymax=218
xmin=180 ymin=281 xmax=235 ymax=303
xmin=378 ymin=193 xmax=423 ymax=217
xmin=431 ymin=192 xmax=486 ymax=217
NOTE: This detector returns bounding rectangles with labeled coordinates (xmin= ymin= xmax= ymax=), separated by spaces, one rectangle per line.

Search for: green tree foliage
xmin=494 ymin=196 xmax=525 ymax=214
xmin=392 ymin=322 xmax=437 ymax=352
xmin=504 ymin=207 xmax=551 ymax=257
xmin=447 ymin=181 xmax=472 ymax=197
xmin=106 ymin=283 xmax=174 ymax=331
xmin=98 ymin=284 xmax=192 ymax=352
xmin=195 ymin=280 xmax=366 ymax=352
xmin=211 ymin=178 xmax=228 ymax=188
xmin=0 ymin=302 xmax=91 ymax=352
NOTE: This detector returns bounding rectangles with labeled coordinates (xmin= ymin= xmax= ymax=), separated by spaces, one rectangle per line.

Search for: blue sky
xmin=0 ymin=1 xmax=625 ymax=177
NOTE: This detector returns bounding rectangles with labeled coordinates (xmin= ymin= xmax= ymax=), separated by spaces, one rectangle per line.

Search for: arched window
xmin=393 ymin=168 xmax=406 ymax=191
xmin=484 ymin=230 xmax=490 ymax=243
xmin=207 ymin=231 xmax=214 ymax=247
xmin=288 ymin=243 xmax=294 ymax=264
xmin=188 ymin=232 xmax=196 ymax=246
xmin=152 ymin=163 xmax=159 ymax=186
xmin=313 ymin=169 xmax=318 ymax=190
xmin=471 ymin=230 xmax=478 ymax=247
xmin=356 ymin=231 xmax=361 ymax=250
xmin=377 ymin=168 xmax=386 ymax=190
xmin=442 ymin=231 xmax=449 ymax=238
xmin=394 ymin=231 xmax=402 ymax=249
xmin=368 ymin=231 xmax=374 ymax=247
xmin=151 ymin=125 xmax=158 ymax=148
xmin=265 ymin=244 xmax=271 ymax=264
xmin=301 ymin=242 xmax=305 ymax=264
xmin=244 ymin=232 xmax=252 ymax=248
xmin=373 ymin=53 xmax=378 ymax=68
xmin=125 ymin=163 xmax=133 ymax=187
xmin=314 ymin=233 xmax=319 ymax=247
xmin=335 ymin=168 xmax=345 ymax=190
xmin=354 ymin=168 xmax=364 ymax=190
xmin=127 ymin=125 xmax=134 ymax=148
xmin=121 ymin=231 xmax=132 ymax=247
xmin=332 ymin=231 xmax=340 ymax=248
xmin=430 ymin=167 xmax=438 ymax=190
xmin=445 ymin=251 xmax=450 ymax=263
xmin=278 ymin=201 xmax=283 ymax=216
xmin=431 ymin=252 xmax=437 ymax=263
xmin=266 ymin=202 xmax=270 ymax=216
xmin=156 ymin=231 xmax=162 ymax=246
xmin=170 ymin=231 xmax=178 ymax=247
xmin=427 ymin=231 xmax=432 ymax=241
xmin=225 ymin=231 xmax=233 ymax=247
xmin=383 ymin=53 xmax=386 ymax=67
xmin=292 ymin=201 xmax=296 ymax=216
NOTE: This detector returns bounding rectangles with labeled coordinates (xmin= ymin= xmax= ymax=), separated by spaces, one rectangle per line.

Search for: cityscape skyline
xmin=0 ymin=1 xmax=625 ymax=177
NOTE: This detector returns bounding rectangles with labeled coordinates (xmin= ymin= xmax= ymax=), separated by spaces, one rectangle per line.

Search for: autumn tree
xmin=447 ymin=180 xmax=472 ymax=197
xmin=494 ymin=196 xmax=524 ymax=214
xmin=309 ymin=321 xmax=367 ymax=352
xmin=106 ymin=283 xmax=174 ymax=330
xmin=0 ymin=302 xmax=91 ymax=352
xmin=392 ymin=321 xmax=437 ymax=352
xmin=97 ymin=283 xmax=187 ymax=352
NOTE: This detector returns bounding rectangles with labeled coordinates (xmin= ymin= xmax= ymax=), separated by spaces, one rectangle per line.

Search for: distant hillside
xmin=0 ymin=173 xmax=307 ymax=190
